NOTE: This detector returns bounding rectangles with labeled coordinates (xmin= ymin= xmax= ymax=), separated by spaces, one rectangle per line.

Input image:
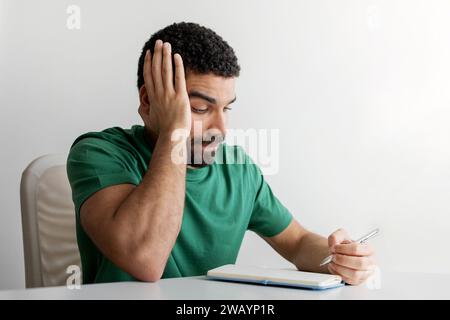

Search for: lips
xmin=201 ymin=141 xmax=219 ymax=150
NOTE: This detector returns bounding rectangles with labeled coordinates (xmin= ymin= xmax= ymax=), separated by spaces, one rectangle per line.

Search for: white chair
xmin=20 ymin=154 xmax=81 ymax=288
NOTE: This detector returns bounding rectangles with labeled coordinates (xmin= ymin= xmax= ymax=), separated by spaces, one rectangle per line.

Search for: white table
xmin=0 ymin=271 xmax=448 ymax=299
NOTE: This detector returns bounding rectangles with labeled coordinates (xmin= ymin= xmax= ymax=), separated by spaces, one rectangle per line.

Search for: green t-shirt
xmin=66 ymin=125 xmax=292 ymax=284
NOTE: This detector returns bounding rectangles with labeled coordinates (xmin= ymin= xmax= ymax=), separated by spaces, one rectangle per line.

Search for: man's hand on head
xmin=143 ymin=39 xmax=192 ymax=136
xmin=327 ymin=228 xmax=377 ymax=285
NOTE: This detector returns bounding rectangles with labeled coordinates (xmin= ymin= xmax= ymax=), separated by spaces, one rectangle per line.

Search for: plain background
xmin=1 ymin=0 xmax=449 ymax=289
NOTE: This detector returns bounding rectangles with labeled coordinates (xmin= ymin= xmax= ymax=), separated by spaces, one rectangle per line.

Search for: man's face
xmin=185 ymin=72 xmax=236 ymax=167
xmin=140 ymin=71 xmax=236 ymax=167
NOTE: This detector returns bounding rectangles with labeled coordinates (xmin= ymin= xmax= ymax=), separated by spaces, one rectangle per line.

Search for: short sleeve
xmin=66 ymin=137 xmax=140 ymax=216
xmin=247 ymin=164 xmax=293 ymax=238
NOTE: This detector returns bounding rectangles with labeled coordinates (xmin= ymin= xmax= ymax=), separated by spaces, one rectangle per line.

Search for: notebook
xmin=206 ymin=264 xmax=345 ymax=290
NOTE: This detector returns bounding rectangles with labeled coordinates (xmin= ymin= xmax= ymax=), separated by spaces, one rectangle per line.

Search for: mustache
xmin=191 ymin=133 xmax=226 ymax=145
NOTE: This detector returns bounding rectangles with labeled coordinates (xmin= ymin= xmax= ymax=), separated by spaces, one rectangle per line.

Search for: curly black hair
xmin=137 ymin=22 xmax=240 ymax=89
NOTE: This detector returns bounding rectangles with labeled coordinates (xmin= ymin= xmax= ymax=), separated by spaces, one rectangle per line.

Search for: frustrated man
xmin=67 ymin=22 xmax=376 ymax=284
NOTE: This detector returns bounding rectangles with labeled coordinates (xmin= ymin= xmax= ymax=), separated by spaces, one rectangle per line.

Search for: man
xmin=67 ymin=22 xmax=376 ymax=285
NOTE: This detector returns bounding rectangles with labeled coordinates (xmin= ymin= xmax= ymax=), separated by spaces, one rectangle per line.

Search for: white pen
xmin=319 ymin=228 xmax=380 ymax=267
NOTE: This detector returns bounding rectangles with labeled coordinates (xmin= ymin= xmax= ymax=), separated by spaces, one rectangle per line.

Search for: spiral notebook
xmin=206 ymin=264 xmax=345 ymax=290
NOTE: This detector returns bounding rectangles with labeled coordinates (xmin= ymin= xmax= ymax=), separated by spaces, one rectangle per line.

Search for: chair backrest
xmin=20 ymin=154 xmax=81 ymax=288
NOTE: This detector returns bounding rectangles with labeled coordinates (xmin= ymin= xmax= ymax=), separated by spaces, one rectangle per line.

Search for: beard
xmin=187 ymin=133 xmax=225 ymax=168
xmin=142 ymin=126 xmax=225 ymax=168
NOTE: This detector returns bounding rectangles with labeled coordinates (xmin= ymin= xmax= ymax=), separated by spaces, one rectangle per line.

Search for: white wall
xmin=1 ymin=0 xmax=449 ymax=289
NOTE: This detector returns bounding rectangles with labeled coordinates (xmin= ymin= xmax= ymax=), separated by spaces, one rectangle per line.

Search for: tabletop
xmin=0 ymin=270 xmax=448 ymax=300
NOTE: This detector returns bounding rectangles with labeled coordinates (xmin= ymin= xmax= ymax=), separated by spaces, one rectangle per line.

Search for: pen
xmin=319 ymin=228 xmax=380 ymax=267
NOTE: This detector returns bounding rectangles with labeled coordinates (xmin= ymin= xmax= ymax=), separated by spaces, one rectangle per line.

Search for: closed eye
xmin=192 ymin=107 xmax=208 ymax=114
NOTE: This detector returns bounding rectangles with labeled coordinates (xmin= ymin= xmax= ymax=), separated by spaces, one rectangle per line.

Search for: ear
xmin=138 ymin=85 xmax=160 ymax=134
xmin=138 ymin=85 xmax=151 ymax=124
xmin=138 ymin=85 xmax=150 ymax=113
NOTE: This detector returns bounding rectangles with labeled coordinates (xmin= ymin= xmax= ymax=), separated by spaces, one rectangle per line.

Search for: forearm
xmin=293 ymin=232 xmax=331 ymax=274
xmin=111 ymin=133 xmax=187 ymax=278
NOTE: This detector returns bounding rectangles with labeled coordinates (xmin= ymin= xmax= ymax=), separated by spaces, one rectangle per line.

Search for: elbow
xmin=114 ymin=235 xmax=169 ymax=282
xmin=139 ymin=269 xmax=163 ymax=282
xmin=109 ymin=244 xmax=165 ymax=282
xmin=127 ymin=257 xmax=164 ymax=282
xmin=132 ymin=249 xmax=166 ymax=283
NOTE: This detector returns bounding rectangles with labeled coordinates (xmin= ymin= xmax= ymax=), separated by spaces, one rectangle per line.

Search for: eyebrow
xmin=188 ymin=90 xmax=236 ymax=106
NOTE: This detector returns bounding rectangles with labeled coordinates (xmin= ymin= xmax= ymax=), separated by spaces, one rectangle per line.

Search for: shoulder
xmin=67 ymin=126 xmax=146 ymax=182
xmin=68 ymin=126 xmax=142 ymax=160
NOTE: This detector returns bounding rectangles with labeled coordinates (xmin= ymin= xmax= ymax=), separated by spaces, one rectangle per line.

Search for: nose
xmin=209 ymin=110 xmax=227 ymax=138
